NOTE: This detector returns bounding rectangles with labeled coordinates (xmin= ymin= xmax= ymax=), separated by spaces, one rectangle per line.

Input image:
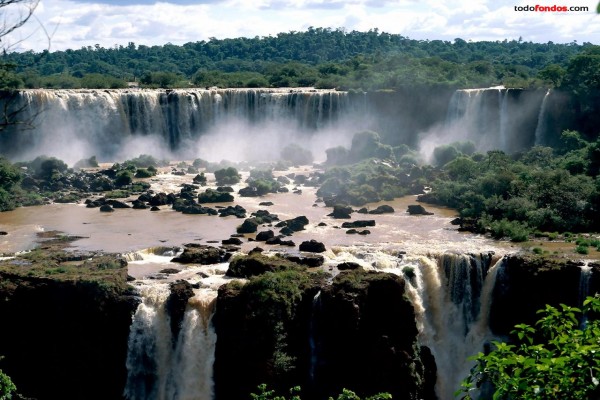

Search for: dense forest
xmin=0 ymin=28 xmax=597 ymax=90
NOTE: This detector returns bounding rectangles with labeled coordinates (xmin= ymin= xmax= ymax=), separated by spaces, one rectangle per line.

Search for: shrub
xmin=458 ymin=296 xmax=600 ymax=400
xmin=214 ymin=167 xmax=241 ymax=185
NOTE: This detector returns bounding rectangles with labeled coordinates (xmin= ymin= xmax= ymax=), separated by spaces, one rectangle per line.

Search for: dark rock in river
xmin=337 ymin=262 xmax=363 ymax=271
xmin=256 ymin=230 xmax=275 ymax=241
xmin=222 ymin=237 xmax=243 ymax=245
xmin=282 ymin=254 xmax=324 ymax=267
xmin=328 ymin=205 xmax=353 ymax=219
xmin=171 ymin=244 xmax=225 ymax=264
xmin=237 ymin=218 xmax=260 ymax=234
xmin=107 ymin=200 xmax=131 ymax=209
xmin=341 ymin=220 xmax=375 ymax=229
xmin=407 ymin=204 xmax=433 ymax=215
xmin=299 ymin=239 xmax=326 ymax=253
xmin=99 ymin=204 xmax=114 ymax=212
xmin=165 ymin=280 xmax=195 ymax=340
xmin=218 ymin=205 xmax=246 ymax=218
xmin=369 ymin=205 xmax=394 ymax=214
xmin=0 ymin=231 xmax=7 ymax=235
xmin=259 ymin=201 xmax=274 ymax=206
xmin=226 ymin=253 xmax=306 ymax=278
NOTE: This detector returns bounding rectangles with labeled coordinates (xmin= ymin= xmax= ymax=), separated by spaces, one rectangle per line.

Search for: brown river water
xmin=0 ymin=166 xmax=511 ymax=278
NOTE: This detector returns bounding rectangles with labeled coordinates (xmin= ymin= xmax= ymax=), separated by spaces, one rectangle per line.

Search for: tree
xmin=458 ymin=296 xmax=600 ymax=399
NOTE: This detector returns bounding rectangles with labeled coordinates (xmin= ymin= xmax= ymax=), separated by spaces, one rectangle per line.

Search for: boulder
xmin=218 ymin=205 xmax=246 ymax=218
xmin=99 ymin=204 xmax=114 ymax=213
xmin=368 ymin=205 xmax=394 ymax=214
xmin=237 ymin=218 xmax=260 ymax=234
xmin=341 ymin=220 xmax=375 ymax=229
xmin=299 ymin=240 xmax=326 ymax=253
xmin=171 ymin=245 xmax=225 ymax=264
xmin=337 ymin=262 xmax=363 ymax=271
xmin=328 ymin=205 xmax=353 ymax=219
xmin=256 ymin=230 xmax=275 ymax=242
xmin=407 ymin=204 xmax=433 ymax=215
xmin=222 ymin=237 xmax=243 ymax=245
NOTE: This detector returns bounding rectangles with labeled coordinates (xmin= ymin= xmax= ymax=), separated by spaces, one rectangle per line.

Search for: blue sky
xmin=4 ymin=0 xmax=599 ymax=52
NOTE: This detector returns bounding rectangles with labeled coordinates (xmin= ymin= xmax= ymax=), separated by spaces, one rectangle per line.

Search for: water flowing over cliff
xmin=1 ymin=88 xmax=352 ymax=162
xmin=441 ymin=86 xmax=550 ymax=153
xmin=124 ymin=283 xmax=217 ymax=400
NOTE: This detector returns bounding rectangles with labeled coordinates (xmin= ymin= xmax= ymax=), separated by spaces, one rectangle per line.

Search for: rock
xmin=251 ymin=210 xmax=279 ymax=223
xmin=218 ymin=205 xmax=246 ymax=218
xmin=346 ymin=229 xmax=358 ymax=234
xmin=276 ymin=176 xmax=290 ymax=184
xmin=328 ymin=205 xmax=353 ymax=219
xmin=299 ymin=239 xmax=326 ymax=253
xmin=132 ymin=200 xmax=148 ymax=209
xmin=248 ymin=247 xmax=264 ymax=255
xmin=277 ymin=187 xmax=289 ymax=193
xmin=150 ymin=206 xmax=161 ymax=211
xmin=0 ymin=231 xmax=7 ymax=235
xmin=407 ymin=204 xmax=433 ymax=215
xmin=237 ymin=218 xmax=260 ymax=234
xmin=368 ymin=205 xmax=394 ymax=214
xmin=358 ymin=230 xmax=371 ymax=235
xmin=450 ymin=217 xmax=462 ymax=225
xmin=217 ymin=186 xmax=234 ymax=192
xmin=279 ymin=240 xmax=295 ymax=247
xmin=337 ymin=262 xmax=363 ymax=271
xmin=226 ymin=253 xmax=306 ymax=278
xmin=256 ymin=230 xmax=275 ymax=241
xmin=282 ymin=254 xmax=324 ymax=267
xmin=318 ymin=222 xmax=327 ymax=227
xmin=258 ymin=201 xmax=274 ymax=206
xmin=238 ymin=186 xmax=259 ymax=197
xmin=198 ymin=188 xmax=234 ymax=203
xmin=107 ymin=200 xmax=131 ymax=209
xmin=265 ymin=236 xmax=282 ymax=245
xmin=357 ymin=207 xmax=368 ymax=214
xmin=159 ymin=268 xmax=180 ymax=274
xmin=149 ymin=193 xmax=169 ymax=206
xmin=99 ymin=204 xmax=114 ymax=212
xmin=285 ymin=216 xmax=309 ymax=232
xmin=222 ymin=237 xmax=243 ymax=245
xmin=166 ymin=280 xmax=195 ymax=339
xmin=279 ymin=226 xmax=294 ymax=236
xmin=341 ymin=220 xmax=375 ymax=229
xmin=171 ymin=245 xmax=225 ymax=264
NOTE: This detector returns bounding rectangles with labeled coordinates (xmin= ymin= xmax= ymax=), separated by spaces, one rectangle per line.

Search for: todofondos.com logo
xmin=514 ymin=4 xmax=590 ymax=11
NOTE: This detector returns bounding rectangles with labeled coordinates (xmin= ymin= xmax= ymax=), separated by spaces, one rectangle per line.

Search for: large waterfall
xmin=124 ymin=283 xmax=217 ymax=400
xmin=403 ymin=252 xmax=503 ymax=399
xmin=443 ymin=86 xmax=549 ymax=153
xmin=1 ymin=88 xmax=351 ymax=162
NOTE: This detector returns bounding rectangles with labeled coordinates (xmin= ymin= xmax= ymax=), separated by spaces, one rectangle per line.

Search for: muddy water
xmin=0 ymin=167 xmax=506 ymax=258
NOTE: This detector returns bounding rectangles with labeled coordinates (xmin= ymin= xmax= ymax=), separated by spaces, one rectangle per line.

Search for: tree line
xmin=0 ymin=28 xmax=597 ymax=90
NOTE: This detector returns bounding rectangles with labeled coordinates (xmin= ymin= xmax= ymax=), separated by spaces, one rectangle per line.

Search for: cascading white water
xmin=5 ymin=88 xmax=351 ymax=162
xmin=124 ymin=284 xmax=217 ymax=400
xmin=534 ymin=89 xmax=551 ymax=146
xmin=499 ymin=88 xmax=509 ymax=151
xmin=579 ymin=263 xmax=593 ymax=328
xmin=403 ymin=253 xmax=504 ymax=400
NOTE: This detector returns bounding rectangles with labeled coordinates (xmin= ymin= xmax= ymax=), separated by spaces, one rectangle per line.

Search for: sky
xmin=3 ymin=0 xmax=600 ymax=52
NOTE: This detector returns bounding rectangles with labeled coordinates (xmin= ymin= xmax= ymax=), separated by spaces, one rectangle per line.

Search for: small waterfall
xmin=124 ymin=284 xmax=217 ymax=400
xmin=534 ymin=89 xmax=551 ymax=146
xmin=499 ymin=88 xmax=509 ymax=151
xmin=403 ymin=253 xmax=504 ymax=399
xmin=579 ymin=263 xmax=592 ymax=328
xmin=309 ymin=290 xmax=322 ymax=383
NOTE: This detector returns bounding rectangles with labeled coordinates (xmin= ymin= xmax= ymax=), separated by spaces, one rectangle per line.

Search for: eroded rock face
xmin=170 ymin=244 xmax=226 ymax=264
xmin=213 ymin=268 xmax=434 ymax=400
xmin=490 ymin=255 xmax=589 ymax=335
xmin=165 ymin=280 xmax=195 ymax=341
xmin=0 ymin=272 xmax=138 ymax=400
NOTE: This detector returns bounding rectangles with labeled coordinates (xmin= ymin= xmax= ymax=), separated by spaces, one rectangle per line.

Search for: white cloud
xmin=3 ymin=0 xmax=599 ymax=52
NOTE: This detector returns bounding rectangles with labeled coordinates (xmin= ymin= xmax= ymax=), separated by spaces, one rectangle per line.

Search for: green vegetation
xmin=421 ymin=132 xmax=600 ymax=239
xmin=0 ymin=358 xmax=16 ymax=400
xmin=2 ymin=29 xmax=596 ymax=91
xmin=458 ymin=296 xmax=600 ymax=400
xmin=214 ymin=167 xmax=241 ymax=185
xmin=251 ymin=384 xmax=391 ymax=400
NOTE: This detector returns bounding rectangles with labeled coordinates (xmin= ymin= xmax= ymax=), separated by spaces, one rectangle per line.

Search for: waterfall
xmin=534 ymin=89 xmax=551 ymax=146
xmin=3 ymin=88 xmax=350 ymax=162
xmin=403 ymin=253 xmax=504 ymax=400
xmin=499 ymin=88 xmax=509 ymax=151
xmin=309 ymin=290 xmax=322 ymax=383
xmin=579 ymin=263 xmax=592 ymax=328
xmin=124 ymin=284 xmax=217 ymax=400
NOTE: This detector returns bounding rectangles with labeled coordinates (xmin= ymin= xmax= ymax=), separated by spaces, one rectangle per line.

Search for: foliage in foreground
xmin=0 ymin=360 xmax=16 ymax=400
xmin=251 ymin=384 xmax=391 ymax=400
xmin=457 ymin=295 xmax=600 ymax=399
